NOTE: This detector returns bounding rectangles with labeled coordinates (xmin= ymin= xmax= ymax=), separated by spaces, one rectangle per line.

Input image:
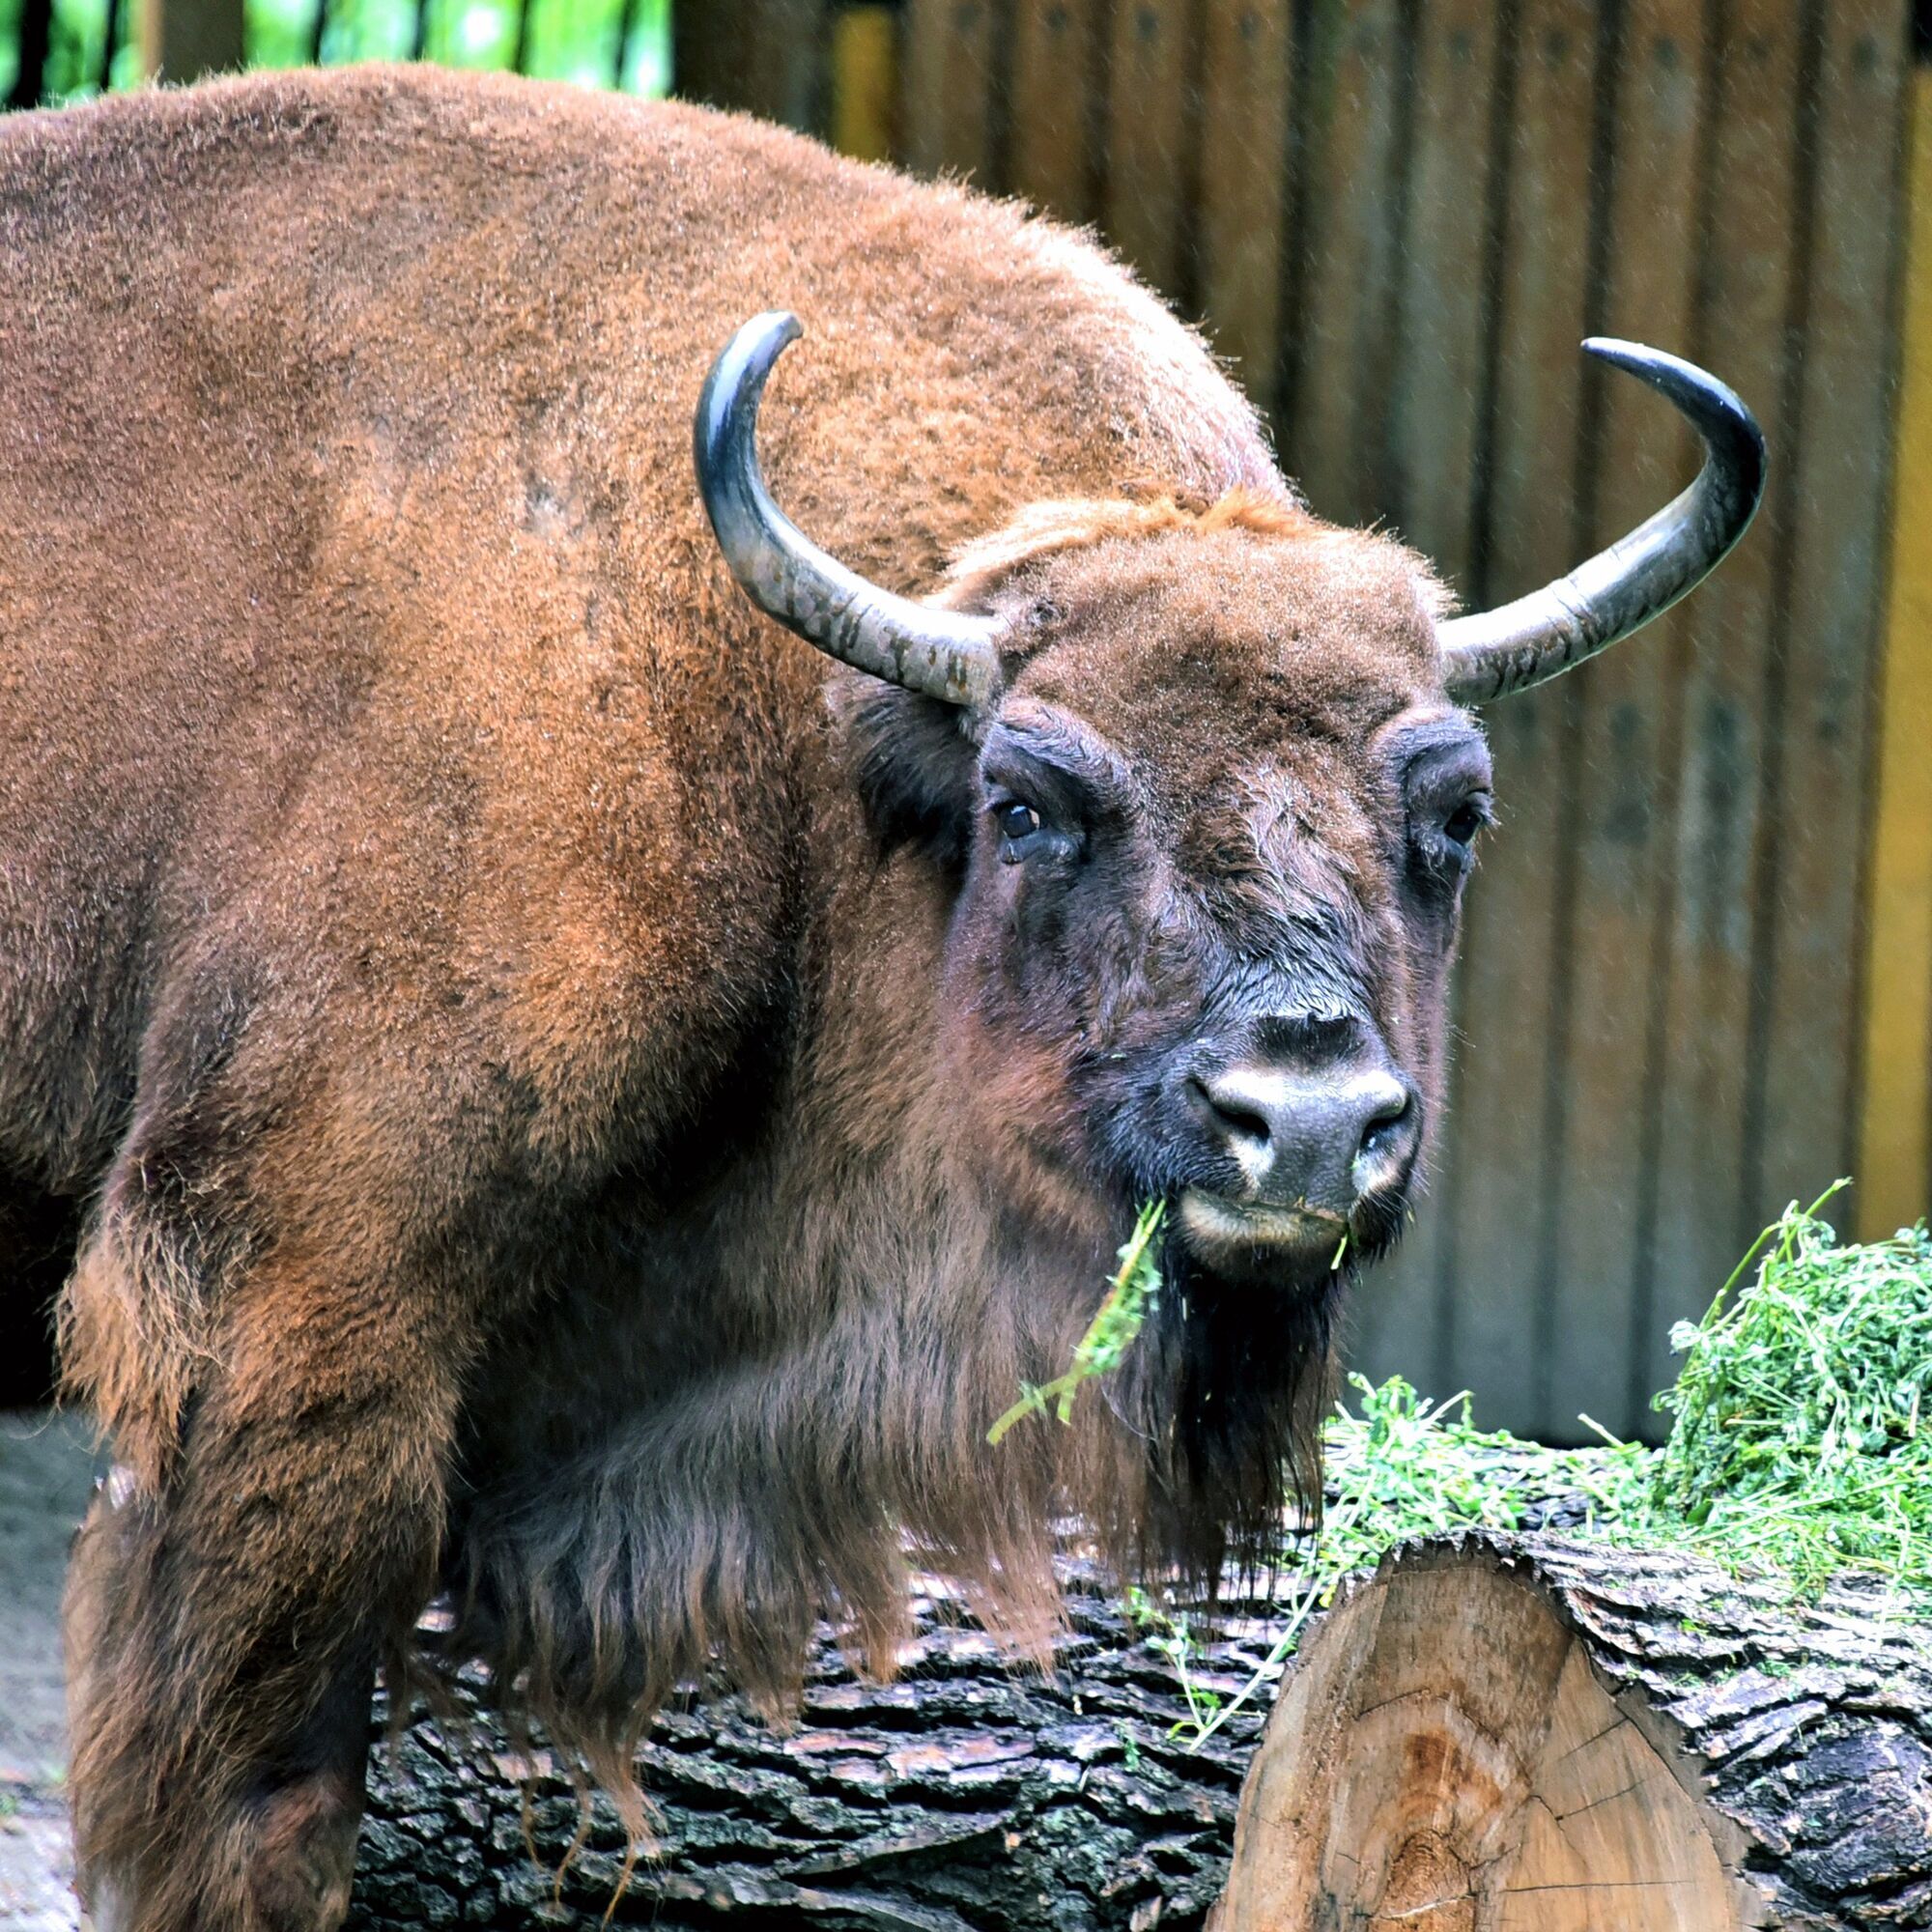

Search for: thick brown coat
xmin=0 ymin=67 xmax=1472 ymax=1931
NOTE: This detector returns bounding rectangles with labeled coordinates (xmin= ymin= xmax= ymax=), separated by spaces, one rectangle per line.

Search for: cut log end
xmin=1212 ymin=1543 xmax=1751 ymax=1931
xmin=1213 ymin=1535 xmax=1932 ymax=1932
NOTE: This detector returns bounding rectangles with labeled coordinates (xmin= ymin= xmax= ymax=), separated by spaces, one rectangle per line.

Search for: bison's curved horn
xmin=1439 ymin=340 xmax=1766 ymax=703
xmin=695 ymin=311 xmax=1005 ymax=710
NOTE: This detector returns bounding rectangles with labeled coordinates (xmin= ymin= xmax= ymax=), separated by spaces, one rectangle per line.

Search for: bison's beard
xmin=1100 ymin=1241 xmax=1341 ymax=1583
xmin=437 ymin=1141 xmax=1338 ymax=1831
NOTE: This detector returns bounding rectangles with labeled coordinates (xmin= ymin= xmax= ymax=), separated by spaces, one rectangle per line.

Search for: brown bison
xmin=0 ymin=64 xmax=1761 ymax=1931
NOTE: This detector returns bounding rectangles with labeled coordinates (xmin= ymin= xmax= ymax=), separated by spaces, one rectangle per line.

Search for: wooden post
xmin=1104 ymin=0 xmax=1198 ymax=305
xmin=1860 ymin=62 xmax=1932 ymax=1241
xmin=1753 ymin=0 xmax=1911 ymax=1237
xmin=830 ymin=3 xmax=897 ymax=161
xmin=901 ymin=0 xmax=1002 ymax=183
xmin=1548 ymin=0 xmax=1709 ymax=1442
xmin=1009 ymin=0 xmax=1104 ymax=224
xmin=1425 ymin=0 xmax=1605 ymax=1440
xmin=137 ymin=0 xmax=245 ymax=78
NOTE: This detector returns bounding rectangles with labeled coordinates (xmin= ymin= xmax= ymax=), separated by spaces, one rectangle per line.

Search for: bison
xmin=0 ymin=64 xmax=1762 ymax=1932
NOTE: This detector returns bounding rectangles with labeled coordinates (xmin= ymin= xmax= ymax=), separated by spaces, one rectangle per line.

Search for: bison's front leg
xmin=62 ymin=1214 xmax=467 ymax=1932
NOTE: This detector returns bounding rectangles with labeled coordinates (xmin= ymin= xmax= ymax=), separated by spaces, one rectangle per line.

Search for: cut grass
xmin=1153 ymin=1377 xmax=1653 ymax=1747
xmin=1312 ymin=1186 xmax=1932 ymax=1605
xmin=1089 ymin=1185 xmax=1932 ymax=1746
xmin=987 ymin=1201 xmax=1167 ymax=1444
xmin=1642 ymin=1182 xmax=1932 ymax=1594
xmin=992 ymin=1184 xmax=1932 ymax=1742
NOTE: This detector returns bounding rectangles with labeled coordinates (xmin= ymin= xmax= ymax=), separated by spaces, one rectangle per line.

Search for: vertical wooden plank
xmin=1754 ymin=0 xmax=1911 ymax=1225
xmin=1860 ymin=64 xmax=1932 ymax=1240
xmin=1386 ymin=0 xmax=1509 ymax=581
xmin=742 ymin=0 xmax=832 ymax=132
xmin=1347 ymin=0 xmax=1510 ymax=1398
xmin=1434 ymin=0 xmax=1602 ymax=1437
xmin=1009 ymin=0 xmax=1106 ymax=223
xmin=1283 ymin=0 xmax=1411 ymax=526
xmin=1103 ymin=0 xmax=1196 ymax=302
xmin=832 ymin=4 xmax=900 ymax=159
xmin=136 ymin=0 xmax=243 ymax=79
xmin=1197 ymin=0 xmax=1296 ymax=423
xmin=1545 ymin=0 xmax=1708 ymax=1435
xmin=901 ymin=0 xmax=1002 ymax=181
xmin=1646 ymin=0 xmax=1809 ymax=1412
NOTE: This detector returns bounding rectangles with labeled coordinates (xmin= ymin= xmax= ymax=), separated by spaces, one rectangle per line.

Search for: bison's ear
xmin=833 ymin=676 xmax=981 ymax=876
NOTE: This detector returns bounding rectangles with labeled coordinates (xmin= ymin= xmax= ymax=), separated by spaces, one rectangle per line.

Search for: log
xmin=347 ymin=1560 xmax=1290 ymax=1932
xmin=1212 ymin=1533 xmax=1932 ymax=1932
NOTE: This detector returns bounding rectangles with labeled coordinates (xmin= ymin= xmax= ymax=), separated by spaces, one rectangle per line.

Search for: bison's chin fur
xmin=438 ymin=1138 xmax=1338 ymax=1830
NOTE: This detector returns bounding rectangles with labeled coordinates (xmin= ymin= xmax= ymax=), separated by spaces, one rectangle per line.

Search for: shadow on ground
xmin=0 ymin=1410 xmax=98 ymax=1932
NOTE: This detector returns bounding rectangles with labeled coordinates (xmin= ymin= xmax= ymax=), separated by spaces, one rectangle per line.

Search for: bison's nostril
xmin=1187 ymin=1073 xmax=1272 ymax=1150
xmin=1357 ymin=1087 xmax=1413 ymax=1160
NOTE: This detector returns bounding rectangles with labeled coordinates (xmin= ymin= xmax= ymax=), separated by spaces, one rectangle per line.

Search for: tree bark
xmin=348 ymin=1561 xmax=1290 ymax=1932
xmin=1213 ymin=1533 xmax=1932 ymax=1932
xmin=347 ymin=1522 xmax=1932 ymax=1931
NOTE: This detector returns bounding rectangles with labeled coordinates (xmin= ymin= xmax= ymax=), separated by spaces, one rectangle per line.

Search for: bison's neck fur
xmin=445 ymin=821 xmax=1329 ymax=1795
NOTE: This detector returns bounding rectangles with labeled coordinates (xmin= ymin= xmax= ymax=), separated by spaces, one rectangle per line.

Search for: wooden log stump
xmin=348 ymin=1561 xmax=1292 ymax=1932
xmin=1212 ymin=1534 xmax=1932 ymax=1932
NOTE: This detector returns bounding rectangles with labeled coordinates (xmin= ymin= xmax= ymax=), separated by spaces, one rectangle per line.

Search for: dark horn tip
xmin=1438 ymin=338 xmax=1769 ymax=703
xmin=695 ymin=310 xmax=804 ymax=485
xmin=1579 ymin=335 xmax=1768 ymax=520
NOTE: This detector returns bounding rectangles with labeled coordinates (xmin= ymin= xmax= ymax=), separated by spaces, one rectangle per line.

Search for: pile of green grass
xmin=1644 ymin=1184 xmax=1932 ymax=1591
xmin=1314 ymin=1184 xmax=1932 ymax=1601
xmin=1005 ymin=1184 xmax=1932 ymax=1745
xmin=1127 ymin=1377 xmax=1658 ymax=1747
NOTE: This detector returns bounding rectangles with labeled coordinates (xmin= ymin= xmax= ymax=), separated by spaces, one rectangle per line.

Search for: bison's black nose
xmin=1187 ymin=1060 xmax=1417 ymax=1214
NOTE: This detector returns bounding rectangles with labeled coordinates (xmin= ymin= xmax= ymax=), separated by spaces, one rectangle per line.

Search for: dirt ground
xmin=0 ymin=1411 xmax=97 ymax=1932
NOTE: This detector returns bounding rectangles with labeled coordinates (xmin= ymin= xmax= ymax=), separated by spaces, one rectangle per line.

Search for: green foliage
xmin=987 ymin=1201 xmax=1166 ymax=1444
xmin=1128 ymin=1191 xmax=1932 ymax=1746
xmin=1123 ymin=1585 xmax=1224 ymax=1737
xmin=0 ymin=0 xmax=668 ymax=113
xmin=1321 ymin=1376 xmax=1646 ymax=1571
xmin=1641 ymin=1182 xmax=1932 ymax=1593
xmin=988 ymin=1184 xmax=1932 ymax=1739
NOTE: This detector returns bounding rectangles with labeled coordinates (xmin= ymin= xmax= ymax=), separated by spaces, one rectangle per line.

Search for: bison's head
xmin=905 ymin=497 xmax=1475 ymax=1286
xmin=694 ymin=314 xmax=1762 ymax=1565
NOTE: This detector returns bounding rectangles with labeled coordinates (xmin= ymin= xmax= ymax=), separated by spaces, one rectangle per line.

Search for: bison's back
xmin=0 ymin=65 xmax=1279 ymax=1201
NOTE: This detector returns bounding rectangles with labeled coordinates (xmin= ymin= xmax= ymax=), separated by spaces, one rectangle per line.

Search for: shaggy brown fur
xmin=0 ymin=67 xmax=1491 ymax=1930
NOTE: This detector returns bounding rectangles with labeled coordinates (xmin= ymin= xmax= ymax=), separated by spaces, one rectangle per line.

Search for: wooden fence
xmin=683 ymin=0 xmax=1922 ymax=1440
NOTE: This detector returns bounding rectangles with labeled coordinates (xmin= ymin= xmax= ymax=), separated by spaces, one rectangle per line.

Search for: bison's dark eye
xmin=995 ymin=800 xmax=1043 ymax=850
xmin=1442 ymin=798 xmax=1489 ymax=849
xmin=991 ymin=794 xmax=1072 ymax=865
